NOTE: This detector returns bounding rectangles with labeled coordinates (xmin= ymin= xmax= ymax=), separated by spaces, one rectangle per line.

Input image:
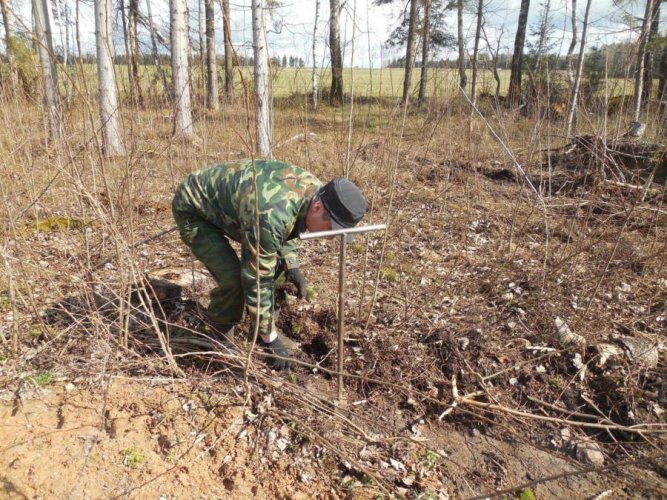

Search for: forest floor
xmin=1 ymin=96 xmax=666 ymax=498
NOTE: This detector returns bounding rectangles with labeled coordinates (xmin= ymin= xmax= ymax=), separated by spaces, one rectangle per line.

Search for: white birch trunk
xmin=564 ymin=0 xmax=592 ymax=138
xmin=251 ymin=0 xmax=271 ymax=158
xmin=170 ymin=0 xmax=194 ymax=138
xmin=33 ymin=0 xmax=62 ymax=140
xmin=205 ymin=0 xmax=218 ymax=109
xmin=95 ymin=0 xmax=124 ymax=155
xmin=566 ymin=0 xmax=578 ymax=85
xmin=311 ymin=0 xmax=320 ymax=110
xmin=632 ymin=0 xmax=656 ymax=123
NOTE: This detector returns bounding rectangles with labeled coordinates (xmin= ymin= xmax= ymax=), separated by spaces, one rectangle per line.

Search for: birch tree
xmin=402 ymin=0 xmax=419 ymax=103
xmin=311 ymin=0 xmax=320 ymax=109
xmin=641 ymin=0 xmax=659 ymax=105
xmin=128 ymin=0 xmax=143 ymax=105
xmin=456 ymin=0 xmax=466 ymax=89
xmin=418 ymin=0 xmax=431 ymax=104
xmin=95 ymin=0 xmax=124 ymax=155
xmin=205 ymin=0 xmax=218 ymax=109
xmin=566 ymin=0 xmax=577 ymax=85
xmin=564 ymin=0 xmax=592 ymax=138
xmin=507 ymin=0 xmax=530 ymax=105
xmin=222 ymin=0 xmax=233 ymax=97
xmin=329 ymin=0 xmax=343 ymax=106
xmin=170 ymin=0 xmax=194 ymax=138
xmin=631 ymin=0 xmax=657 ymax=125
xmin=0 ymin=0 xmax=18 ymax=89
xmin=33 ymin=0 xmax=62 ymax=140
xmin=252 ymin=0 xmax=271 ymax=157
xmin=470 ymin=0 xmax=484 ymax=106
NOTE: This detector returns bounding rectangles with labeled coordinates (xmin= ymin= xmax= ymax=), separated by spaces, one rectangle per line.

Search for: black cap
xmin=319 ymin=178 xmax=366 ymax=231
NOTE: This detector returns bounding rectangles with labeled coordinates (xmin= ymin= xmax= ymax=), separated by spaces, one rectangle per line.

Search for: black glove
xmin=285 ymin=267 xmax=307 ymax=299
xmin=262 ymin=335 xmax=291 ymax=371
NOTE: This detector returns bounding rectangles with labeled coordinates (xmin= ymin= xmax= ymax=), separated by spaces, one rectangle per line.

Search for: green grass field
xmin=60 ymin=62 xmax=643 ymax=103
xmin=70 ymin=63 xmax=512 ymax=100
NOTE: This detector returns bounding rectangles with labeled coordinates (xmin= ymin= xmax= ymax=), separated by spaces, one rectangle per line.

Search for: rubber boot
xmin=206 ymin=319 xmax=236 ymax=346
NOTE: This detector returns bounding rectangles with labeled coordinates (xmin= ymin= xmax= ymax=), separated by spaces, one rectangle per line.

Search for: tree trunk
xmin=311 ymin=0 xmax=320 ymax=109
xmin=222 ymin=0 xmax=233 ymax=97
xmin=33 ymin=0 xmax=62 ymax=140
xmin=171 ymin=0 xmax=194 ymax=138
xmin=251 ymin=0 xmax=271 ymax=158
xmin=119 ymin=0 xmax=133 ymax=103
xmin=197 ymin=0 xmax=205 ymax=97
xmin=128 ymin=0 xmax=143 ymax=105
xmin=507 ymin=0 xmax=530 ymax=105
xmin=418 ymin=0 xmax=430 ymax=104
xmin=0 ymin=0 xmax=18 ymax=89
xmin=402 ymin=0 xmax=418 ymax=103
xmin=75 ymin=0 xmax=81 ymax=60
xmin=632 ymin=0 xmax=656 ymax=123
xmin=95 ymin=0 xmax=124 ymax=155
xmin=205 ymin=0 xmax=218 ymax=109
xmin=641 ymin=0 xmax=660 ymax=105
xmin=564 ymin=0 xmax=592 ymax=138
xmin=566 ymin=0 xmax=577 ymax=85
xmin=329 ymin=0 xmax=343 ymax=106
xmin=470 ymin=0 xmax=483 ymax=106
xmin=456 ymin=0 xmax=466 ymax=89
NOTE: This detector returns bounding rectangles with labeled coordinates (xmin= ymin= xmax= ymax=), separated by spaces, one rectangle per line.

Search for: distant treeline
xmin=384 ymin=41 xmax=640 ymax=80
xmin=43 ymin=52 xmax=305 ymax=69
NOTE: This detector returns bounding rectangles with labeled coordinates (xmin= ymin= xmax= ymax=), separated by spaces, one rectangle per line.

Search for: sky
xmin=2 ymin=0 xmax=663 ymax=68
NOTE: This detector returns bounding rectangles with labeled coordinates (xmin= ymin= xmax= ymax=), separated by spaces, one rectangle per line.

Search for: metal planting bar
xmin=300 ymin=223 xmax=387 ymax=402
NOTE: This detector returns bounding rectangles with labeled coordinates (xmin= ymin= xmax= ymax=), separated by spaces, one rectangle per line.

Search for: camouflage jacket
xmin=172 ymin=160 xmax=321 ymax=336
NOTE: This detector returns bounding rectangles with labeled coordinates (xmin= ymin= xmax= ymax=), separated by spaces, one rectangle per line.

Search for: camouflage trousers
xmin=172 ymin=207 xmax=246 ymax=329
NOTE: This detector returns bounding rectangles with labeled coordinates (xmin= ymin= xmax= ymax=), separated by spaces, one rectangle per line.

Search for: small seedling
xmin=422 ymin=450 xmax=439 ymax=471
xmin=123 ymin=447 xmax=144 ymax=469
xmin=549 ymin=376 xmax=563 ymax=390
xmin=350 ymin=241 xmax=365 ymax=253
xmin=519 ymin=488 xmax=536 ymax=500
xmin=306 ymin=285 xmax=317 ymax=300
xmin=381 ymin=267 xmax=397 ymax=282
xmin=29 ymin=371 xmax=54 ymax=387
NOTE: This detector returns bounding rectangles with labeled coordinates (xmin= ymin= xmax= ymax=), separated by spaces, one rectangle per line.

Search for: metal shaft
xmin=337 ymin=233 xmax=346 ymax=401
xmin=299 ymin=223 xmax=387 ymax=240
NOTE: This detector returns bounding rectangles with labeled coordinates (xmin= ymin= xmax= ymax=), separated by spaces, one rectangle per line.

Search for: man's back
xmin=173 ymin=160 xmax=321 ymax=244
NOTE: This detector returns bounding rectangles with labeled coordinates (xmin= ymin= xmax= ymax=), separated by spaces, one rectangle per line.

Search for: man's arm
xmin=278 ymin=239 xmax=299 ymax=270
